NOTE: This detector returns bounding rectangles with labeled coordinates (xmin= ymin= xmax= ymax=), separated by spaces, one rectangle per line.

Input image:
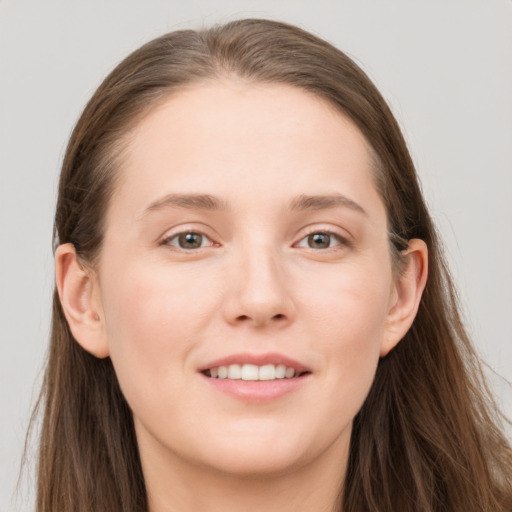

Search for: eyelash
xmin=159 ymin=228 xmax=351 ymax=252
xmin=294 ymin=229 xmax=351 ymax=250
xmin=160 ymin=231 xmax=217 ymax=250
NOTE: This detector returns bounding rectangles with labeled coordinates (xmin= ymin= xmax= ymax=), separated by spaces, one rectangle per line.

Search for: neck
xmin=138 ymin=429 xmax=349 ymax=512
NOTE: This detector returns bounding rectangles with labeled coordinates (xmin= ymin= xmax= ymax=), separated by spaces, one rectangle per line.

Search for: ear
xmin=380 ymin=238 xmax=428 ymax=357
xmin=55 ymin=243 xmax=110 ymax=358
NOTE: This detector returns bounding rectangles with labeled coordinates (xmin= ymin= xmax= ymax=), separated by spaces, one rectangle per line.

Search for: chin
xmin=203 ymin=446 xmax=307 ymax=479
xmin=187 ymin=422 xmax=320 ymax=478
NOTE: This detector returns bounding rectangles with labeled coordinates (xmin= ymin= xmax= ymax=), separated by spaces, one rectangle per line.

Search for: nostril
xmin=235 ymin=313 xmax=285 ymax=323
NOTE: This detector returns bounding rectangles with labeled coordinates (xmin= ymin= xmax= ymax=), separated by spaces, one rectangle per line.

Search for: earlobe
xmin=55 ymin=243 xmax=110 ymax=359
xmin=381 ymin=238 xmax=428 ymax=357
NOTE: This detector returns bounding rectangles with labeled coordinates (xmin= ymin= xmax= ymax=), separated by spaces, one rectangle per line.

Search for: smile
xmin=199 ymin=353 xmax=312 ymax=400
xmin=204 ymin=363 xmax=309 ymax=381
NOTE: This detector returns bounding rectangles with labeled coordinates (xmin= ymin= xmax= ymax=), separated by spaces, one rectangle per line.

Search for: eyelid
xmin=158 ymin=225 xmax=220 ymax=249
xmin=156 ymin=223 xmax=352 ymax=250
xmin=293 ymin=226 xmax=353 ymax=249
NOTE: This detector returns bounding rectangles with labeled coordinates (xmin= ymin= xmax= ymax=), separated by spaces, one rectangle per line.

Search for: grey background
xmin=1 ymin=1 xmax=511 ymax=510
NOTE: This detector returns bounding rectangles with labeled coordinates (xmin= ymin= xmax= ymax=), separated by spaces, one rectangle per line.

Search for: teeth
xmin=285 ymin=367 xmax=295 ymax=379
xmin=227 ymin=364 xmax=241 ymax=379
xmin=275 ymin=364 xmax=286 ymax=379
xmin=258 ymin=364 xmax=275 ymax=381
xmin=208 ymin=363 xmax=301 ymax=380
xmin=241 ymin=364 xmax=259 ymax=381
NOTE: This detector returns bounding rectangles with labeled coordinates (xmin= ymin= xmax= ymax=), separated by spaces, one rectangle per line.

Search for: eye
xmin=296 ymin=231 xmax=344 ymax=250
xmin=162 ymin=231 xmax=214 ymax=250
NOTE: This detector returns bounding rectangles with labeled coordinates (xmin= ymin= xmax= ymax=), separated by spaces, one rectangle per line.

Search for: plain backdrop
xmin=1 ymin=1 xmax=511 ymax=510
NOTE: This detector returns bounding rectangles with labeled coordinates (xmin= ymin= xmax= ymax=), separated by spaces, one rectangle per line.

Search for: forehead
xmin=126 ymin=80 xmax=369 ymax=162
xmin=112 ymin=81 xmax=382 ymax=218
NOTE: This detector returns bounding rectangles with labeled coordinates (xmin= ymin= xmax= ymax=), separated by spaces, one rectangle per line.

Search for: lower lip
xmin=200 ymin=373 xmax=311 ymax=402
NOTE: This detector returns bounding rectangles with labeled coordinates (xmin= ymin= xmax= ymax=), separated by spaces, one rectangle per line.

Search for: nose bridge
xmin=224 ymin=236 xmax=294 ymax=327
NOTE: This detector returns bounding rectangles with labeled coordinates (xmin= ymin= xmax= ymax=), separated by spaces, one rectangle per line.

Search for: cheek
xmin=302 ymin=257 xmax=391 ymax=340
xmin=98 ymin=262 xmax=219 ymax=392
xmin=304 ymin=260 xmax=391 ymax=399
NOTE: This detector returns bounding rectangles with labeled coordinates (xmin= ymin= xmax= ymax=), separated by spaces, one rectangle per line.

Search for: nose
xmin=222 ymin=246 xmax=295 ymax=328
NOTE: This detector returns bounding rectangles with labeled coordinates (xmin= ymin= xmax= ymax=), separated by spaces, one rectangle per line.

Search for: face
xmin=94 ymin=81 xmax=399 ymax=477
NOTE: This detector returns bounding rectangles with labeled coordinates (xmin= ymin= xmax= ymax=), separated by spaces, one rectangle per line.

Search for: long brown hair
xmin=32 ymin=19 xmax=512 ymax=511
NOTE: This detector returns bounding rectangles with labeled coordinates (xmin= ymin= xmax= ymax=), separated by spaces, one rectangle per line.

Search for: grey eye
xmin=307 ymin=233 xmax=332 ymax=249
xmin=165 ymin=232 xmax=212 ymax=250
xmin=296 ymin=231 xmax=344 ymax=250
xmin=178 ymin=233 xmax=203 ymax=249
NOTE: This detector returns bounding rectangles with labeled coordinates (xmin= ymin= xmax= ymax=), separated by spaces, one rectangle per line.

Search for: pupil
xmin=179 ymin=233 xmax=202 ymax=249
xmin=309 ymin=233 xmax=330 ymax=249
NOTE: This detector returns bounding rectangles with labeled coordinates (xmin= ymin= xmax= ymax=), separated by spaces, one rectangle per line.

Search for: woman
xmin=34 ymin=18 xmax=512 ymax=512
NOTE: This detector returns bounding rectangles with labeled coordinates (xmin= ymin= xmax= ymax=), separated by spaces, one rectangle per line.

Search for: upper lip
xmin=199 ymin=353 xmax=310 ymax=374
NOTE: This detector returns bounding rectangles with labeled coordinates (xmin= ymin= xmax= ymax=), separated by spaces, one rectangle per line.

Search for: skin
xmin=56 ymin=81 xmax=427 ymax=512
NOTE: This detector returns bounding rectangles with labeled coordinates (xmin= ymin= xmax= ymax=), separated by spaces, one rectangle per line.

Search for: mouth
xmin=202 ymin=363 xmax=311 ymax=381
xmin=199 ymin=354 xmax=312 ymax=401
xmin=199 ymin=353 xmax=312 ymax=382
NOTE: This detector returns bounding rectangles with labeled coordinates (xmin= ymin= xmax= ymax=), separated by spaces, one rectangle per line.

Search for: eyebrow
xmin=288 ymin=194 xmax=367 ymax=215
xmin=139 ymin=192 xmax=366 ymax=219
xmin=140 ymin=193 xmax=228 ymax=218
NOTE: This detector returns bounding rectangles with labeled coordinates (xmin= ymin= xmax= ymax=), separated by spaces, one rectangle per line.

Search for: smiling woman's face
xmin=82 ymin=81 xmax=409 ymax=478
